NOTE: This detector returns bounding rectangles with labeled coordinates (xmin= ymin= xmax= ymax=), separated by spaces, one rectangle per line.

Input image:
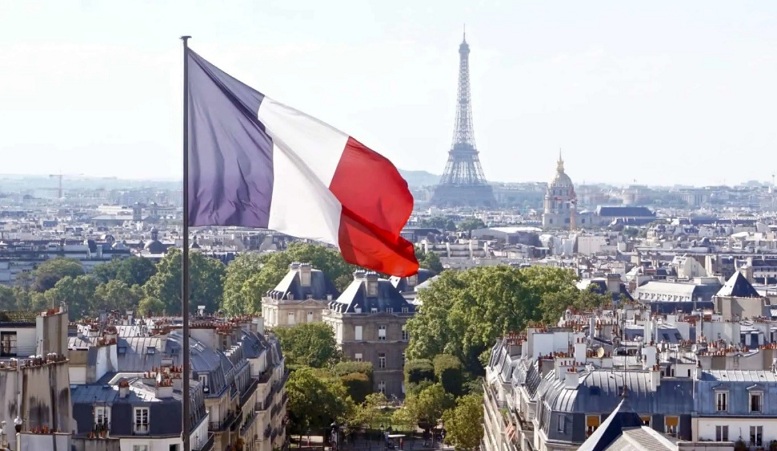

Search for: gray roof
xmin=604 ymin=427 xmax=678 ymax=451
xmin=578 ymin=398 xmax=644 ymax=451
xmin=268 ymin=265 xmax=340 ymax=301
xmin=596 ymin=206 xmax=655 ymax=218
xmin=716 ymin=271 xmax=760 ymax=298
xmin=329 ymin=273 xmax=415 ymax=314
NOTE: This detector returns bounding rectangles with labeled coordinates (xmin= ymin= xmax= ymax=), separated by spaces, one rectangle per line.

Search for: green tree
xmin=142 ymin=249 xmax=225 ymax=315
xmin=405 ymin=383 xmax=453 ymax=431
xmin=417 ymin=249 xmax=443 ymax=274
xmin=433 ymin=354 xmax=463 ymax=396
xmin=94 ymin=280 xmax=144 ymax=313
xmin=340 ymin=372 xmax=372 ymax=405
xmin=31 ymin=258 xmax=85 ymax=292
xmin=137 ymin=297 xmax=166 ymax=316
xmin=286 ymin=367 xmax=354 ymax=436
xmin=274 ymin=323 xmax=340 ymax=368
xmin=622 ymin=227 xmax=639 ymax=239
xmin=406 ymin=265 xmax=586 ymax=375
xmin=442 ymin=394 xmax=484 ymax=451
xmin=92 ymin=259 xmax=122 ymax=283
xmin=456 ymin=218 xmax=486 ymax=232
xmin=350 ymin=392 xmax=387 ymax=430
xmin=222 ymin=253 xmax=265 ymax=315
xmin=116 ymin=257 xmax=157 ymax=286
xmin=405 ymin=359 xmax=435 ymax=385
xmin=0 ymin=286 xmax=17 ymax=310
xmin=45 ymin=275 xmax=98 ymax=319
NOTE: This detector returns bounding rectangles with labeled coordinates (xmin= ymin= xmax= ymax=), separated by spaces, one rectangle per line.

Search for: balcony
xmin=208 ymin=409 xmax=242 ymax=432
xmin=240 ymin=378 xmax=259 ymax=407
xmin=198 ymin=433 xmax=216 ymax=451
xmin=240 ymin=410 xmax=258 ymax=436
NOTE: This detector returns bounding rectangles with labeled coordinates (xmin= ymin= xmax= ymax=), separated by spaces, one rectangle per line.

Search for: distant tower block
xmin=431 ymin=32 xmax=496 ymax=207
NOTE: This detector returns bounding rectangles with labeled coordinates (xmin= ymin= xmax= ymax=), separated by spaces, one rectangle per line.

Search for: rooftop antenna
xmin=462 ymin=24 xmax=466 ymax=42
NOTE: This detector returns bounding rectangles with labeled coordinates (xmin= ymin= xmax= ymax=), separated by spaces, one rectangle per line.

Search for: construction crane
xmin=48 ymin=173 xmax=82 ymax=199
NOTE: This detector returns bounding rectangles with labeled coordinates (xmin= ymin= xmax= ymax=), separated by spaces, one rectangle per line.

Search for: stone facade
xmin=262 ymin=263 xmax=339 ymax=329
xmin=542 ymin=154 xmax=577 ymax=229
xmin=323 ymin=272 xmax=414 ymax=398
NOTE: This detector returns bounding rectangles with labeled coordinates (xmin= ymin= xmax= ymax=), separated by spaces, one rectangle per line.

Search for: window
xmin=386 ymin=307 xmax=393 ymax=313
xmin=287 ymin=312 xmax=295 ymax=325
xmin=586 ymin=415 xmax=599 ymax=436
xmin=402 ymin=307 xmax=409 ymax=313
xmin=370 ymin=307 xmax=378 ymax=313
xmin=169 ymin=445 xmax=179 ymax=451
xmin=134 ymin=407 xmax=149 ymax=434
xmin=378 ymin=353 xmax=386 ymax=369
xmin=355 ymin=353 xmax=363 ymax=362
xmin=401 ymin=326 xmax=408 ymax=341
xmin=557 ymin=414 xmax=566 ymax=433
xmin=640 ymin=416 xmax=650 ymax=426
xmin=716 ymin=392 xmax=728 ymax=411
xmin=750 ymin=426 xmax=763 ymax=447
xmin=95 ymin=406 xmax=110 ymax=427
xmin=751 ymin=393 xmax=762 ymax=412
xmin=307 ymin=311 xmax=314 ymax=323
xmin=198 ymin=374 xmax=209 ymax=392
xmin=146 ymin=346 xmax=156 ymax=355
xmin=354 ymin=326 xmax=363 ymax=341
xmin=378 ymin=380 xmax=386 ymax=394
xmin=378 ymin=325 xmax=386 ymax=341
xmin=665 ymin=416 xmax=678 ymax=436
xmin=1 ymin=332 xmax=17 ymax=357
xmin=401 ymin=352 xmax=405 ymax=368
xmin=715 ymin=425 xmax=729 ymax=442
xmin=133 ymin=446 xmax=149 ymax=451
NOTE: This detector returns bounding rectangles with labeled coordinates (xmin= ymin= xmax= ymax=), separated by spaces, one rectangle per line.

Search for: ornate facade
xmin=542 ymin=154 xmax=577 ymax=229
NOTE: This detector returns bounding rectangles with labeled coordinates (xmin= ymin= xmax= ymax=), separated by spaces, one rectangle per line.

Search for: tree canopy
xmin=404 ymin=383 xmax=453 ymax=431
xmin=286 ymin=367 xmax=354 ymax=435
xmin=222 ymin=253 xmax=265 ymax=315
xmin=416 ymin=247 xmax=443 ymax=273
xmin=442 ymin=394 xmax=484 ymax=450
xmin=142 ymin=248 xmax=225 ymax=315
xmin=274 ymin=323 xmax=340 ymax=368
xmin=44 ymin=275 xmax=98 ymax=319
xmin=30 ymin=258 xmax=85 ymax=292
xmin=406 ymin=265 xmax=606 ymax=374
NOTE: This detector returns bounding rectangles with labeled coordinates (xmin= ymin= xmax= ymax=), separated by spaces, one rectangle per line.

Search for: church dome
xmin=550 ymin=155 xmax=573 ymax=187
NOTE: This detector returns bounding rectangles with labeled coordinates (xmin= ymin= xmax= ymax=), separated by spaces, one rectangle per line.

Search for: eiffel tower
xmin=431 ymin=31 xmax=495 ymax=207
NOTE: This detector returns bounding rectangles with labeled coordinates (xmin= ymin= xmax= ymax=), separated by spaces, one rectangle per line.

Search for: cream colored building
xmin=262 ymin=263 xmax=340 ymax=329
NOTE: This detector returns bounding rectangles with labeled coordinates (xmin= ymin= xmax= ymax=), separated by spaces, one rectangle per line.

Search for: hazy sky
xmin=1 ymin=1 xmax=776 ymax=186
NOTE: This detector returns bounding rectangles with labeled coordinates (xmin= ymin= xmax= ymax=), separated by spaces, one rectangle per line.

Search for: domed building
xmin=542 ymin=153 xmax=577 ymax=229
xmin=143 ymin=227 xmax=168 ymax=255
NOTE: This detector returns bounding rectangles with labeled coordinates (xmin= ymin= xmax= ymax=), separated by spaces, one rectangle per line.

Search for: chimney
xmin=155 ymin=375 xmax=173 ymax=399
xmin=299 ymin=263 xmax=312 ymax=287
xmin=641 ymin=345 xmax=657 ymax=370
xmin=574 ymin=337 xmax=587 ymax=364
xmin=565 ymin=367 xmax=579 ymax=389
xmin=365 ymin=272 xmax=379 ymax=297
xmin=606 ymin=273 xmax=621 ymax=294
xmin=118 ymin=379 xmax=130 ymax=399
xmin=649 ymin=365 xmax=661 ymax=390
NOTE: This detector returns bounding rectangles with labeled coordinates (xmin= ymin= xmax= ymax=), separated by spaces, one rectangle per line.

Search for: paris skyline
xmin=1 ymin=0 xmax=776 ymax=187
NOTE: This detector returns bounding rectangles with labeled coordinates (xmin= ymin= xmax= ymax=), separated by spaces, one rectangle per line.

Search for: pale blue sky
xmin=1 ymin=1 xmax=775 ymax=186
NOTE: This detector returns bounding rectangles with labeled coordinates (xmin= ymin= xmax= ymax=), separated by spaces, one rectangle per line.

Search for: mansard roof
xmin=329 ymin=271 xmax=415 ymax=314
xmin=716 ymin=271 xmax=760 ymax=298
xmin=267 ymin=263 xmax=340 ymax=301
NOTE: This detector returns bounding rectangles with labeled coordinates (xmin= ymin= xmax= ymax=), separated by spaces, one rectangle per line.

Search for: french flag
xmin=186 ymin=49 xmax=419 ymax=277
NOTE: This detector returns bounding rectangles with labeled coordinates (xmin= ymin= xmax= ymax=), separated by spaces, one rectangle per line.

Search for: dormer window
xmin=366 ymin=279 xmax=379 ymax=297
xmin=715 ymin=391 xmax=728 ymax=411
xmin=370 ymin=307 xmax=378 ymax=313
xmin=146 ymin=347 xmax=156 ymax=355
xmin=133 ymin=407 xmax=149 ymax=434
xmin=750 ymin=392 xmax=763 ymax=413
xmin=386 ymin=307 xmax=393 ymax=314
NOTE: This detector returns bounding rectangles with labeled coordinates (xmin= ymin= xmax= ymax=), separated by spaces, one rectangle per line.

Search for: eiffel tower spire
xmin=431 ymin=32 xmax=495 ymax=207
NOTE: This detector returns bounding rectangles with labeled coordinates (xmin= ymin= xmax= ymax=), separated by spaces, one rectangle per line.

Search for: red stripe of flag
xmin=329 ymin=137 xmax=419 ymax=276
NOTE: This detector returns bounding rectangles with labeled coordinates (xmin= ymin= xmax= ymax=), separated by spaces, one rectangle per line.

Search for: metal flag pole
xmin=181 ymin=34 xmax=192 ymax=451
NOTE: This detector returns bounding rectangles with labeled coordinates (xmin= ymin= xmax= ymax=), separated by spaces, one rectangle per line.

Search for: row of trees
xmin=0 ymin=242 xmax=411 ymax=320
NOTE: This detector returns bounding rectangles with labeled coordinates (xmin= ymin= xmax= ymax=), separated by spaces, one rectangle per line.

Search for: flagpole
xmin=180 ymin=34 xmax=192 ymax=451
